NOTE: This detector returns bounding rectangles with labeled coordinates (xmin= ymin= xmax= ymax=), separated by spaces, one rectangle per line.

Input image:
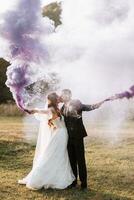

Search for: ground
xmin=0 ymin=116 xmax=134 ymax=200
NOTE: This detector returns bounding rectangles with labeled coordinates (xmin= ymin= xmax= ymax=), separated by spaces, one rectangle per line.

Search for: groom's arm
xmin=82 ymin=102 xmax=102 ymax=111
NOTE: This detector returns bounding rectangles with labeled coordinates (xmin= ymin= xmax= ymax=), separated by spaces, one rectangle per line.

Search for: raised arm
xmin=82 ymin=101 xmax=103 ymax=111
xmin=24 ymin=109 xmax=49 ymax=115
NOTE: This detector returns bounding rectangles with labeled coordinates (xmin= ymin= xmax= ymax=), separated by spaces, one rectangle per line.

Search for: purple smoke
xmin=0 ymin=0 xmax=53 ymax=62
xmin=116 ymin=91 xmax=133 ymax=99
xmin=0 ymin=0 xmax=54 ymax=110
xmin=102 ymin=85 xmax=134 ymax=105
xmin=6 ymin=63 xmax=31 ymax=110
xmin=115 ymin=85 xmax=134 ymax=100
xmin=6 ymin=64 xmax=29 ymax=89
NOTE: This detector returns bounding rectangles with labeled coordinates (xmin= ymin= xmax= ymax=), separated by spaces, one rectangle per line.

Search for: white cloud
xmin=48 ymin=0 xmax=134 ymax=101
xmin=41 ymin=0 xmax=61 ymax=7
xmin=0 ymin=0 xmax=16 ymax=14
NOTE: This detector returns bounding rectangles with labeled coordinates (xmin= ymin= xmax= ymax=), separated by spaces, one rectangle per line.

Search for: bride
xmin=18 ymin=93 xmax=75 ymax=190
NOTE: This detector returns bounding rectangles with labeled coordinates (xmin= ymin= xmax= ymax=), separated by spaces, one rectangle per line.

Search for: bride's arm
xmin=24 ymin=109 xmax=49 ymax=115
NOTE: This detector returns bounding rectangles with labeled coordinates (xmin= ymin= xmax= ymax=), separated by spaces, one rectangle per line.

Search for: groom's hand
xmin=92 ymin=102 xmax=103 ymax=109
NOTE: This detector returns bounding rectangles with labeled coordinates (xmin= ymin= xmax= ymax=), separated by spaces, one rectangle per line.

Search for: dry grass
xmin=0 ymin=116 xmax=134 ymax=200
xmin=0 ymin=104 xmax=23 ymax=116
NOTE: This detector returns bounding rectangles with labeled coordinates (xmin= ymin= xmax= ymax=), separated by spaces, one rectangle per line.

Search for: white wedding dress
xmin=19 ymin=112 xmax=75 ymax=190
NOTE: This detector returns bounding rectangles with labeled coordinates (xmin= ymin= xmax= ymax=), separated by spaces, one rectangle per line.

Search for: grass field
xmin=0 ymin=116 xmax=134 ymax=200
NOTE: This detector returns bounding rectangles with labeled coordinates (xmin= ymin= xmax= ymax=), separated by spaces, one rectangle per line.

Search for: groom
xmin=60 ymin=89 xmax=102 ymax=190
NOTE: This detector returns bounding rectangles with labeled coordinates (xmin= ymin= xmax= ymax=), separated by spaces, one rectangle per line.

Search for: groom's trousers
xmin=67 ymin=138 xmax=87 ymax=186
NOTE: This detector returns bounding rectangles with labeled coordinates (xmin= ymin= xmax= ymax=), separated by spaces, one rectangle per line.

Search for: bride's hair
xmin=47 ymin=93 xmax=62 ymax=127
xmin=48 ymin=92 xmax=58 ymax=106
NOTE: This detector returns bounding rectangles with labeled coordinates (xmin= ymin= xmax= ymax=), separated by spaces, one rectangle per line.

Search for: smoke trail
xmin=117 ymin=85 xmax=134 ymax=99
xmin=102 ymin=85 xmax=134 ymax=103
xmin=0 ymin=0 xmax=58 ymax=110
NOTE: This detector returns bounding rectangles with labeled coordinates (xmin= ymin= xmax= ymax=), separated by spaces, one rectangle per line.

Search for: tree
xmin=42 ymin=2 xmax=61 ymax=27
xmin=0 ymin=58 xmax=12 ymax=103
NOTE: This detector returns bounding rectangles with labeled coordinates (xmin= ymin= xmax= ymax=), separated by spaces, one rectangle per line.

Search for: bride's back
xmin=51 ymin=116 xmax=66 ymax=129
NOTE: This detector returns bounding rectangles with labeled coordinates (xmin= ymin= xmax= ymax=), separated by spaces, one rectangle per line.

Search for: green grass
xmin=0 ymin=117 xmax=134 ymax=200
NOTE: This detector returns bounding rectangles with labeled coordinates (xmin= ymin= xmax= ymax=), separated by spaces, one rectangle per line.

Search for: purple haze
xmin=6 ymin=63 xmax=31 ymax=110
xmin=0 ymin=0 xmax=54 ymax=111
xmin=0 ymin=0 xmax=52 ymax=62
xmin=103 ymin=85 xmax=134 ymax=104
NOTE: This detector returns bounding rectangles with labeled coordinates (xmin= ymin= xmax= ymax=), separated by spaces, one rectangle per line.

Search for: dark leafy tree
xmin=0 ymin=59 xmax=12 ymax=103
xmin=43 ymin=2 xmax=61 ymax=27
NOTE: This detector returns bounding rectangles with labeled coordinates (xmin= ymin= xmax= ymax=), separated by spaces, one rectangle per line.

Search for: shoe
xmin=81 ymin=183 xmax=87 ymax=190
xmin=80 ymin=186 xmax=87 ymax=191
xmin=27 ymin=185 xmax=39 ymax=190
xmin=18 ymin=179 xmax=26 ymax=185
xmin=67 ymin=182 xmax=77 ymax=189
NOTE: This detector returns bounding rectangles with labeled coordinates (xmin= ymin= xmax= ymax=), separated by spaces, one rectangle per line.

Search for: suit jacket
xmin=61 ymin=99 xmax=96 ymax=139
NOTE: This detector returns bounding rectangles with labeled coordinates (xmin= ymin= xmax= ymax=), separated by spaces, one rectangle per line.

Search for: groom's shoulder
xmin=72 ymin=99 xmax=81 ymax=103
xmin=71 ymin=99 xmax=82 ymax=106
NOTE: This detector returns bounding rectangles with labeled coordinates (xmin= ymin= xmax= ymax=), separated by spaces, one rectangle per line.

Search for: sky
xmin=0 ymin=1 xmax=16 ymax=13
xmin=0 ymin=0 xmax=59 ymax=14
xmin=46 ymin=0 xmax=134 ymax=100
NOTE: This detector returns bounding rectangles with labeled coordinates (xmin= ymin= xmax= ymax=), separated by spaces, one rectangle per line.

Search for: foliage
xmin=0 ymin=59 xmax=12 ymax=103
xmin=42 ymin=2 xmax=61 ymax=27
xmin=0 ymin=103 xmax=23 ymax=116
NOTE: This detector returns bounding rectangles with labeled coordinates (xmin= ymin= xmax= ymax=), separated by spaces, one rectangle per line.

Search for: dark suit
xmin=61 ymin=99 xmax=96 ymax=187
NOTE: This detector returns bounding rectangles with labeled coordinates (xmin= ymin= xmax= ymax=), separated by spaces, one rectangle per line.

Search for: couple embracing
xmin=18 ymin=89 xmax=102 ymax=190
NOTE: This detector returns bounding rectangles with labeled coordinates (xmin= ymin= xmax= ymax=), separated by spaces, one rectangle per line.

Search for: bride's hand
xmin=29 ymin=110 xmax=37 ymax=114
xmin=24 ymin=109 xmax=36 ymax=114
